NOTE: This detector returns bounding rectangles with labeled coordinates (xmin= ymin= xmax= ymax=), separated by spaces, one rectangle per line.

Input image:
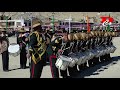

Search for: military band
xmin=0 ymin=18 xmax=118 ymax=78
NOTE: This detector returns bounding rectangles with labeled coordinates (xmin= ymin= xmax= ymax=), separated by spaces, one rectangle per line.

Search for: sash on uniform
xmin=29 ymin=31 xmax=47 ymax=64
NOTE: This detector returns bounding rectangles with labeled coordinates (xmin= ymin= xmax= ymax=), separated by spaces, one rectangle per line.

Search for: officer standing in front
xmin=27 ymin=18 xmax=47 ymax=78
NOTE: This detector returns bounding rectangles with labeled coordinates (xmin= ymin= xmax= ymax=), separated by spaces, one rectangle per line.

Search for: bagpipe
xmin=55 ymin=31 xmax=117 ymax=70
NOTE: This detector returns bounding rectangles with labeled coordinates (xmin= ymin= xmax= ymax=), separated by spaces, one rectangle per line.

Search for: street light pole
xmin=6 ymin=16 xmax=8 ymax=31
xmin=52 ymin=12 xmax=55 ymax=32
xmin=69 ymin=14 xmax=71 ymax=33
xmin=31 ymin=17 xmax=32 ymax=32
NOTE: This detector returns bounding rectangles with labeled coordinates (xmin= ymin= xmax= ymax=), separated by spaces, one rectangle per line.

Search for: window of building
xmin=24 ymin=22 xmax=27 ymax=26
xmin=17 ymin=22 xmax=21 ymax=26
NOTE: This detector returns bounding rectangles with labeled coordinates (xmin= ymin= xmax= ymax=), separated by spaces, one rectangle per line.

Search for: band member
xmin=0 ymin=29 xmax=9 ymax=72
xmin=100 ymin=31 xmax=109 ymax=62
xmin=18 ymin=28 xmax=28 ymax=69
xmin=47 ymin=33 xmax=69 ymax=78
xmin=101 ymin=31 xmax=112 ymax=62
xmin=60 ymin=33 xmax=71 ymax=78
xmin=63 ymin=33 xmax=79 ymax=77
xmin=91 ymin=31 xmax=100 ymax=65
xmin=78 ymin=32 xmax=89 ymax=70
xmin=27 ymin=18 xmax=47 ymax=78
xmin=105 ymin=32 xmax=113 ymax=61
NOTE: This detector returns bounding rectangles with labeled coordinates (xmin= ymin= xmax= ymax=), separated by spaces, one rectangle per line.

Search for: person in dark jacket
xmin=47 ymin=33 xmax=69 ymax=78
xmin=0 ymin=29 xmax=9 ymax=72
xmin=18 ymin=28 xmax=28 ymax=69
xmin=27 ymin=18 xmax=47 ymax=78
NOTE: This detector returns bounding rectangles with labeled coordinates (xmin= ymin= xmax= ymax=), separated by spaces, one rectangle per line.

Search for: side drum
xmin=55 ymin=55 xmax=72 ymax=70
xmin=68 ymin=53 xmax=79 ymax=67
xmin=8 ymin=43 xmax=20 ymax=57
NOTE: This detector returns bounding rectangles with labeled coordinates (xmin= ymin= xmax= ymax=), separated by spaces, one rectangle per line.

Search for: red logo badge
xmin=101 ymin=16 xmax=114 ymax=26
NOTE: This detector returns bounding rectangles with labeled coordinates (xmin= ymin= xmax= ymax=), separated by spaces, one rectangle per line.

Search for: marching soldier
xmin=27 ymin=18 xmax=47 ymax=78
xmin=18 ymin=27 xmax=28 ymax=69
xmin=0 ymin=29 xmax=9 ymax=72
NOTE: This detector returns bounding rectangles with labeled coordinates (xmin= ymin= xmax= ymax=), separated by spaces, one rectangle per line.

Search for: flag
xmin=101 ymin=15 xmax=114 ymax=26
xmin=87 ymin=16 xmax=90 ymax=32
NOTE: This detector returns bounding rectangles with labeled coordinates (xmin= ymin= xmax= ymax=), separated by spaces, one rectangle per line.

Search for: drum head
xmin=8 ymin=44 xmax=20 ymax=53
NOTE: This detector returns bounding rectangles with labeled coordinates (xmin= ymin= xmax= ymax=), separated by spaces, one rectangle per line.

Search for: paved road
xmin=0 ymin=37 xmax=120 ymax=78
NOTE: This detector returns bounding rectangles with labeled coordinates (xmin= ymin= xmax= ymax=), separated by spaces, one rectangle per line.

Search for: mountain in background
xmin=0 ymin=12 xmax=120 ymax=23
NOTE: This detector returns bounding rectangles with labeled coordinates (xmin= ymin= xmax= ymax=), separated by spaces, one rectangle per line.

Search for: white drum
xmin=106 ymin=46 xmax=111 ymax=54
xmin=8 ymin=43 xmax=20 ymax=57
xmin=104 ymin=46 xmax=109 ymax=55
xmin=96 ymin=47 xmax=104 ymax=57
xmin=110 ymin=45 xmax=113 ymax=53
xmin=68 ymin=53 xmax=79 ymax=67
xmin=55 ymin=55 xmax=72 ymax=70
xmin=88 ymin=49 xmax=95 ymax=60
xmin=76 ymin=52 xmax=85 ymax=65
xmin=80 ymin=51 xmax=89 ymax=64
xmin=101 ymin=46 xmax=107 ymax=56
xmin=84 ymin=50 xmax=92 ymax=61
xmin=110 ymin=45 xmax=116 ymax=53
xmin=95 ymin=47 xmax=101 ymax=57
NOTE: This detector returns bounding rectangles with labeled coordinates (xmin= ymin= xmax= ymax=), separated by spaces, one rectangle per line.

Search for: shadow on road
xmin=9 ymin=66 xmax=30 ymax=71
xmin=73 ymin=56 xmax=120 ymax=78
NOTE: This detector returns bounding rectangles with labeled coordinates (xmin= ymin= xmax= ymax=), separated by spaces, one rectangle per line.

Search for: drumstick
xmin=62 ymin=47 xmax=71 ymax=51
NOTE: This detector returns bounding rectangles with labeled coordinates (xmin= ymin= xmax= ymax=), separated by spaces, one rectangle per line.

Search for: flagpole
xmin=52 ymin=13 xmax=54 ymax=32
xmin=107 ymin=13 xmax=111 ymax=32
xmin=87 ymin=15 xmax=90 ymax=32
xmin=69 ymin=14 xmax=71 ymax=33
xmin=6 ymin=16 xmax=8 ymax=31
xmin=31 ymin=17 xmax=32 ymax=32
